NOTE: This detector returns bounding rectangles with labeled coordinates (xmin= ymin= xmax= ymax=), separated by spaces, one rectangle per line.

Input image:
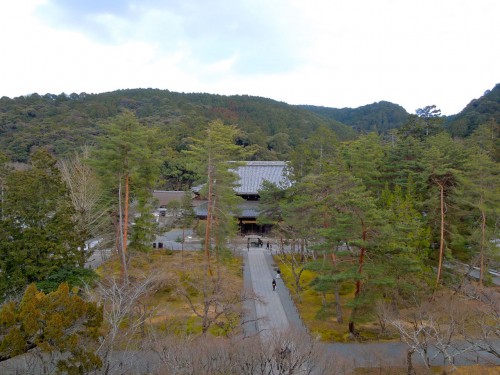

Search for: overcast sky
xmin=1 ymin=0 xmax=498 ymax=115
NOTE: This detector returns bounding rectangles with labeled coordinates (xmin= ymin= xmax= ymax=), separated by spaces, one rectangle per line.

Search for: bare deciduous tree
xmin=177 ymin=262 xmax=259 ymax=336
xmin=88 ymin=272 xmax=161 ymax=369
xmin=59 ymin=145 xmax=111 ymax=266
xmin=458 ymin=285 xmax=499 ymax=359
xmin=148 ymin=327 xmax=350 ymax=375
xmin=387 ymin=294 xmax=484 ymax=375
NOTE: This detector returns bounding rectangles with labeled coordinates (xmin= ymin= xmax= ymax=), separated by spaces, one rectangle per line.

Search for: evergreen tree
xmin=0 ymin=149 xmax=80 ymax=298
xmin=343 ymin=133 xmax=388 ymax=197
xmin=377 ymin=184 xmax=432 ymax=304
xmin=398 ymin=105 xmax=444 ymax=140
xmin=462 ymin=149 xmax=500 ymax=286
xmin=421 ymin=134 xmax=466 ymax=288
xmin=90 ymin=111 xmax=161 ymax=282
xmin=416 ymin=105 xmax=443 ymax=137
xmin=257 ymin=179 xmax=288 ymax=227
xmin=0 ymin=152 xmax=11 ymax=221
xmin=278 ymin=161 xmax=387 ymax=336
xmin=0 ymin=283 xmax=103 ymax=372
xmin=466 ymin=121 xmax=500 ymax=162
xmin=383 ymin=135 xmax=427 ymax=197
xmin=185 ymin=120 xmax=251 ymax=261
xmin=288 ymin=125 xmax=339 ymax=180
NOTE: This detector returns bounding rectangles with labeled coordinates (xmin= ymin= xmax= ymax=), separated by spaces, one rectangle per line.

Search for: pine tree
xmin=288 ymin=125 xmax=339 ymax=180
xmin=421 ymin=134 xmax=467 ymax=289
xmin=343 ymin=133 xmax=387 ymax=197
xmin=462 ymin=149 xmax=500 ymax=286
xmin=185 ymin=120 xmax=251 ymax=262
xmin=90 ymin=111 xmax=161 ymax=282
xmin=377 ymin=184 xmax=432 ymax=304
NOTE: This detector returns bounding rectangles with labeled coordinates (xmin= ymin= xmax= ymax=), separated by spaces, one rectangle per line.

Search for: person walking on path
xmin=272 ymin=279 xmax=277 ymax=291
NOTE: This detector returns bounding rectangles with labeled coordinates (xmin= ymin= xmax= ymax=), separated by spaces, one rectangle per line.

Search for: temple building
xmin=193 ymin=161 xmax=290 ymax=234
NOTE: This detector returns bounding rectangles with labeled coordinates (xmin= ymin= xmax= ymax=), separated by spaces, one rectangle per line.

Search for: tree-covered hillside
xmin=445 ymin=83 xmax=500 ymax=137
xmin=1 ymin=85 xmax=498 ymax=164
xmin=0 ymin=89 xmax=355 ymax=163
xmin=298 ymin=101 xmax=410 ymax=134
xmin=299 ymin=84 xmax=500 ymax=138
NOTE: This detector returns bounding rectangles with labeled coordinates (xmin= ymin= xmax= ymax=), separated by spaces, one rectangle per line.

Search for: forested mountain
xmin=445 ymin=83 xmax=500 ymax=137
xmin=297 ymin=101 xmax=410 ymax=134
xmin=1 ymin=85 xmax=498 ymax=165
xmin=0 ymin=89 xmax=355 ymax=163
xmin=299 ymin=84 xmax=500 ymax=138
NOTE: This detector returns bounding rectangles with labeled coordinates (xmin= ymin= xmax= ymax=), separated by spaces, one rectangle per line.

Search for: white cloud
xmin=0 ymin=0 xmax=498 ymax=115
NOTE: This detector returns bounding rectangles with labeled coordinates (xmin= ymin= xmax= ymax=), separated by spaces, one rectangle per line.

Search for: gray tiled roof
xmin=193 ymin=200 xmax=261 ymax=218
xmin=232 ymin=161 xmax=290 ymax=195
xmin=238 ymin=200 xmax=261 ymax=217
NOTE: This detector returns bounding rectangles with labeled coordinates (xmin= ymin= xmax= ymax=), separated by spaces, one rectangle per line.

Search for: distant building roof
xmin=192 ymin=161 xmax=290 ymax=196
xmin=153 ymin=190 xmax=188 ymax=207
xmin=232 ymin=161 xmax=290 ymax=195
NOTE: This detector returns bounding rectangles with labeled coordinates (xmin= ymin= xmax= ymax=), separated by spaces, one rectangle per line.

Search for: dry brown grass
xmin=98 ymin=249 xmax=244 ymax=335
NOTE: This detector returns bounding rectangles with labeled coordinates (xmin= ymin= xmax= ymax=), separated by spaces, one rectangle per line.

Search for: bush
xmin=36 ymin=267 xmax=98 ymax=293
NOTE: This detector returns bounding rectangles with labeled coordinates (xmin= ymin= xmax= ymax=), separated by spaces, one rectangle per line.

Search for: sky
xmin=0 ymin=1 xmax=498 ymax=115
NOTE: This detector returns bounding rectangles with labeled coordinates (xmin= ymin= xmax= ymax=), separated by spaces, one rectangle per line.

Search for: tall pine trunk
xmin=203 ymin=159 xmax=213 ymax=275
xmin=349 ymin=220 xmax=367 ymax=336
xmin=330 ymin=252 xmax=343 ymax=323
xmin=118 ymin=177 xmax=129 ymax=284
xmin=334 ymin=283 xmax=343 ymax=323
xmin=435 ymin=182 xmax=445 ymax=289
xmin=123 ymin=173 xmax=129 ymax=258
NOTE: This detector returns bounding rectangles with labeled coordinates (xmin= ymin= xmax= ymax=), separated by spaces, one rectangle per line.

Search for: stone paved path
xmin=246 ymin=245 xmax=289 ymax=340
xmin=244 ymin=244 xmax=309 ymax=340
xmin=243 ymin=244 xmax=500 ymax=368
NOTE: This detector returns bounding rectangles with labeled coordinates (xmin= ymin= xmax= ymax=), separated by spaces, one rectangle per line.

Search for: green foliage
xmin=185 ymin=120 xmax=251 ymax=253
xmin=343 ymin=133 xmax=387 ymax=196
xmin=459 ymin=148 xmax=500 ymax=275
xmin=288 ymin=125 xmax=340 ymax=179
xmin=446 ymin=83 xmax=500 ymax=137
xmin=0 ymin=283 xmax=103 ymax=372
xmin=466 ymin=121 xmax=500 ymax=162
xmin=299 ymin=101 xmax=410 ymax=134
xmin=383 ymin=135 xmax=427 ymax=195
xmin=0 ymin=149 xmax=82 ymax=299
xmin=0 ymin=89 xmax=356 ymax=167
xmin=257 ymin=180 xmax=288 ymax=226
xmin=90 ymin=111 xmax=162 ymax=254
xmin=36 ymin=267 xmax=98 ymax=293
